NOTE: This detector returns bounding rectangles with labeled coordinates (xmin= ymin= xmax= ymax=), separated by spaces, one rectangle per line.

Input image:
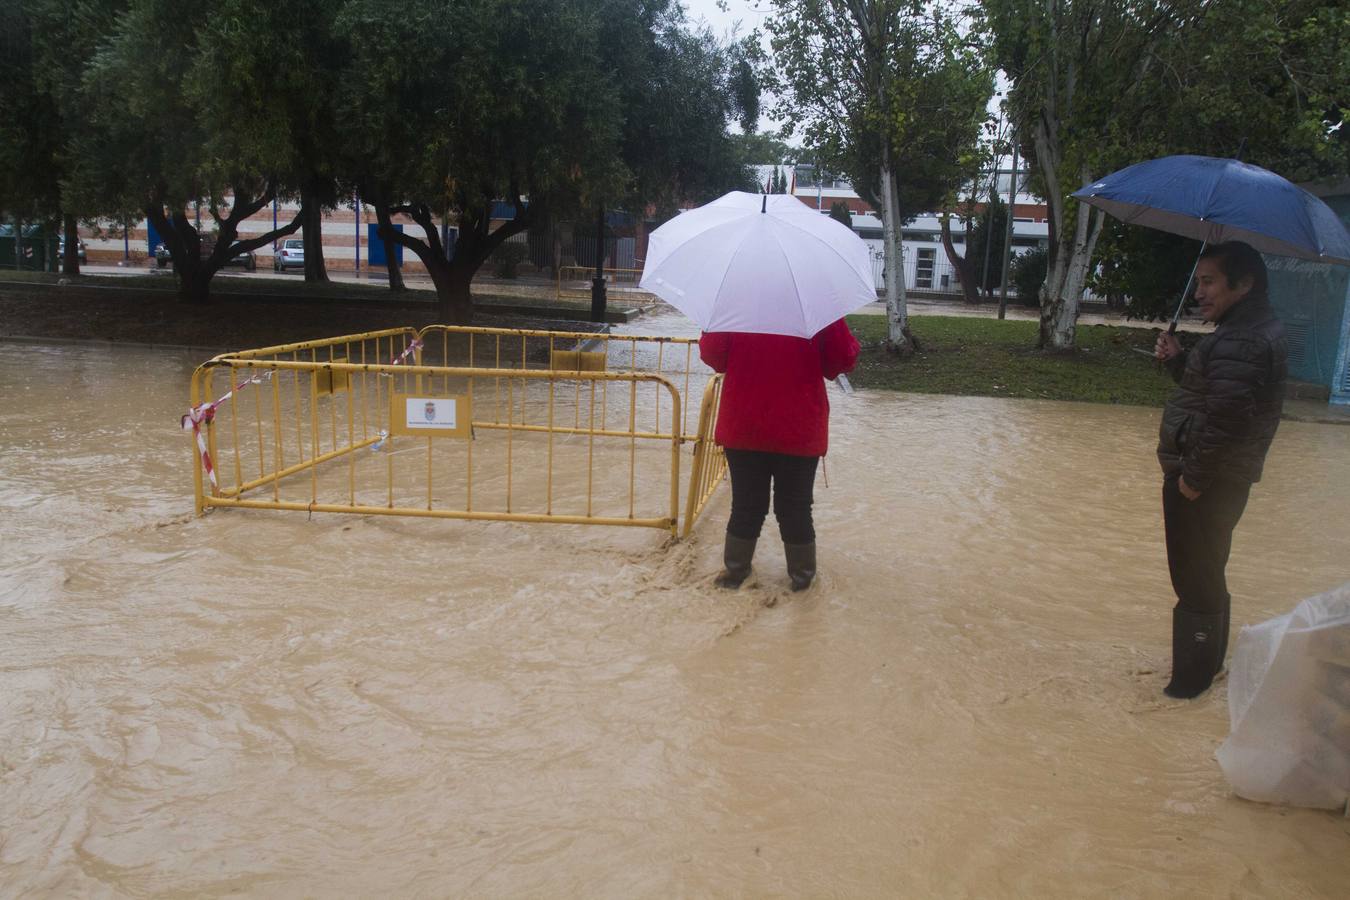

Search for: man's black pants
xmin=724 ymin=449 xmax=819 ymax=544
xmin=1162 ymin=473 xmax=1252 ymax=615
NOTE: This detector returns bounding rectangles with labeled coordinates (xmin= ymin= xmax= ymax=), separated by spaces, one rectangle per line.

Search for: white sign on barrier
xmin=390 ymin=394 xmax=470 ymax=439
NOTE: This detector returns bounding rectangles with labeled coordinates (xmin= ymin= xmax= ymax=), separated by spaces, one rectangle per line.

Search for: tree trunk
xmin=997 ymin=142 xmax=1019 ymax=320
xmin=940 ymin=213 xmax=979 ymax=304
xmin=61 ymin=214 xmax=81 ymax=276
xmin=374 ymin=200 xmax=405 ymax=291
xmin=178 ymin=264 xmax=214 ymax=304
xmin=879 ymin=156 xmax=917 ymax=354
xmin=150 ymin=187 xmax=299 ymax=306
xmin=434 ymin=259 xmax=475 ymax=324
xmin=1038 ymin=165 xmax=1104 ymax=350
xmin=300 ymin=186 xmax=329 ymax=282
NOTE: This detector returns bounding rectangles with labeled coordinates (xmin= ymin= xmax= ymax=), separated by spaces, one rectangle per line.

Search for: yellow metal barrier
xmin=186 ymin=326 xmax=727 ymax=537
xmin=682 ymin=374 xmax=726 ymax=538
xmin=555 ymin=265 xmax=647 ymax=302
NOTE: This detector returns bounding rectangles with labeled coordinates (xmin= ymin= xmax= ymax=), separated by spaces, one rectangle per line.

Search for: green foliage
xmin=617 ymin=12 xmax=761 ymax=212
xmin=730 ymin=132 xmax=795 ymax=168
xmin=846 ymin=313 xmax=1175 ymax=406
xmin=986 ymin=0 xmax=1350 ymax=338
xmin=3 ymin=0 xmax=755 ymax=307
xmin=0 ymin=1 xmax=61 ymax=220
xmin=1009 ymin=246 xmax=1048 ymax=308
xmin=965 ymin=195 xmax=1008 ymax=294
xmin=763 ymin=1 xmax=995 ymax=218
xmin=828 ymin=201 xmax=853 ymax=229
xmin=1089 ymin=225 xmax=1202 ymax=319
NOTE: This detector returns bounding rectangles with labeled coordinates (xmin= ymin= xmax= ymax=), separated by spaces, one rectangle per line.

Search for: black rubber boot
xmin=784 ymin=542 xmax=816 ymax=592
xmin=1164 ymin=608 xmax=1226 ymax=699
xmin=714 ymin=534 xmax=757 ymax=589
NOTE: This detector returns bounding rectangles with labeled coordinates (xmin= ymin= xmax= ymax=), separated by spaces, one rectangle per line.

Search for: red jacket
xmin=699 ymin=320 xmax=860 ymax=457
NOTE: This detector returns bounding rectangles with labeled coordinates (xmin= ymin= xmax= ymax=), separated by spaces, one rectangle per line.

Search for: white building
xmin=787 ymin=164 xmax=1050 ymax=294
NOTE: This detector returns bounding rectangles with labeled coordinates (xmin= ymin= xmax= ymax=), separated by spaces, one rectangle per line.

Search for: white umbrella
xmin=638 ymin=191 xmax=877 ymax=338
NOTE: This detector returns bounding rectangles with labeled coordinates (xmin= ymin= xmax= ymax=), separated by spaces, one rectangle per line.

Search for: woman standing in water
xmin=699 ymin=319 xmax=859 ymax=591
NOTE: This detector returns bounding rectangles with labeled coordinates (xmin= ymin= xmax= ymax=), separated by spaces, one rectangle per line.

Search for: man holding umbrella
xmin=1153 ymin=241 xmax=1287 ymax=698
xmin=1075 ymin=154 xmax=1350 ymax=699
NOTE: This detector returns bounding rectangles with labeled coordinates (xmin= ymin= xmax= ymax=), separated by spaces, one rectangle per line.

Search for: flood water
xmin=2 ymin=332 xmax=1349 ymax=896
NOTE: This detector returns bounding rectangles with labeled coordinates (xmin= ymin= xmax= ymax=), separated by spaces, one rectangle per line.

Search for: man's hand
xmin=1155 ymin=332 xmax=1182 ymax=361
xmin=1178 ymin=476 xmax=1202 ymax=500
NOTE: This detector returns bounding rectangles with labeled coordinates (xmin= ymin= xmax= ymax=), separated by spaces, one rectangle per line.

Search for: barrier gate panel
xmin=188 ymin=327 xmax=726 ymax=536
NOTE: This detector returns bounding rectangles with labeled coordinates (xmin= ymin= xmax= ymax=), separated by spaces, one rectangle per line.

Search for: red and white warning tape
xmin=383 ymin=337 xmax=423 ymax=372
xmin=181 ymin=371 xmax=273 ymax=490
xmin=183 ymin=337 xmax=422 ymax=485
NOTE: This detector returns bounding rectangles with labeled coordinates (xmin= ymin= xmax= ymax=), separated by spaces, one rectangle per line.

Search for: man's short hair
xmin=1200 ymin=241 xmax=1268 ymax=297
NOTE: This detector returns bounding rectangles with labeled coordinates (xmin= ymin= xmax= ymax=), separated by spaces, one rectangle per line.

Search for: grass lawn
xmin=846 ymin=314 xmax=1178 ymax=407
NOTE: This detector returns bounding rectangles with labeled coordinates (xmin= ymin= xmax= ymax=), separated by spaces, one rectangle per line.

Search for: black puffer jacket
xmin=1157 ymin=295 xmax=1287 ymax=490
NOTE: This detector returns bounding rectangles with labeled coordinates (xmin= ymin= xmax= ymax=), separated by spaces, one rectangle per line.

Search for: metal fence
xmin=185 ymin=326 xmax=726 ymax=537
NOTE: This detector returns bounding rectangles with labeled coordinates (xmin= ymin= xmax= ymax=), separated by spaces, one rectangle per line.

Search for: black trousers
xmin=1162 ymin=473 xmax=1252 ymax=616
xmin=724 ymin=449 xmax=819 ymax=544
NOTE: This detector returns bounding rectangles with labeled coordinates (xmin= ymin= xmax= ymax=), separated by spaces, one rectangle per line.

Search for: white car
xmin=274 ymin=238 xmax=305 ymax=272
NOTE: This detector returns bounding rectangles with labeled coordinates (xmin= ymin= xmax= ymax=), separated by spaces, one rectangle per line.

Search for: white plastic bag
xmin=1216 ymin=582 xmax=1350 ymax=810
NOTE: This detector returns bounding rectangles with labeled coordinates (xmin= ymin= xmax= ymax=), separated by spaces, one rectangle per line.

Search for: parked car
xmin=273 ymin=238 xmax=305 ymax=272
xmin=155 ymin=239 xmax=256 ymax=271
xmin=56 ymin=237 xmax=87 ymax=264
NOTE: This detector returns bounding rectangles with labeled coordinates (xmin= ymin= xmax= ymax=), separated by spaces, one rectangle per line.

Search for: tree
xmin=1009 ymin=245 xmax=1047 ymax=307
xmin=986 ymin=1 xmax=1178 ymax=349
xmin=987 ymin=0 xmax=1349 ymax=348
xmin=0 ymin=1 xmax=64 ymax=249
xmin=334 ymin=0 xmax=754 ymax=322
xmin=965 ymin=193 xmax=1008 ymax=296
xmin=765 ymin=0 xmax=993 ymax=353
xmin=0 ymin=0 xmax=126 ymax=275
xmin=828 ymin=200 xmax=853 ymax=229
xmin=74 ymin=0 xmax=304 ymax=303
xmin=1088 ymin=226 xmax=1200 ymax=317
xmin=730 ymin=131 xmax=796 ymax=169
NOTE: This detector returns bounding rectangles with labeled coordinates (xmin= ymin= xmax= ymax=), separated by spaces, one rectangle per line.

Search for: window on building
xmin=916 ymin=247 xmax=936 ymax=289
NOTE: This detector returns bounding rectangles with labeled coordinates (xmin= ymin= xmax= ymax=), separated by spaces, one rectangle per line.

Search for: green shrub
xmin=1010 ymin=246 xmax=1048 ymax=307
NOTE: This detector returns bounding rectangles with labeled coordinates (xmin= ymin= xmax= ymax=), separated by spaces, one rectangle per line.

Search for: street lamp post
xmin=590 ymin=204 xmax=607 ymax=323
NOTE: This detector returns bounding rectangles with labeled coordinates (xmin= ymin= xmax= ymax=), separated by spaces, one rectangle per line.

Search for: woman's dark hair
xmin=1200 ymin=241 xmax=1268 ymax=297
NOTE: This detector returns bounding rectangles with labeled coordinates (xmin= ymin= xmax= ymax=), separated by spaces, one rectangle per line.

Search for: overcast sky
xmin=679 ymin=0 xmax=770 ymax=39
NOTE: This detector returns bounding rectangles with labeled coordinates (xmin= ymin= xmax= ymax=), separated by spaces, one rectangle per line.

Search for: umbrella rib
xmin=768 ymin=224 xmax=810 ymax=332
xmin=707 ymin=227 xmax=753 ymax=328
xmin=771 ymin=214 xmax=871 ymax=280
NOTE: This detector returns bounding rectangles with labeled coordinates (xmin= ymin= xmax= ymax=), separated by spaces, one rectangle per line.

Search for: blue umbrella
xmin=1074 ymin=154 xmax=1350 ymax=331
xmin=1073 ymin=155 xmax=1350 ymax=266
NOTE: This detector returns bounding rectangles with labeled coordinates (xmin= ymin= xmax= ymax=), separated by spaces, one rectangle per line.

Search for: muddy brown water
xmin=2 ymin=332 xmax=1349 ymax=896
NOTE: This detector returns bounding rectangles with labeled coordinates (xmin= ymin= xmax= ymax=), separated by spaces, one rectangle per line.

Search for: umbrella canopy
xmin=1073 ymin=155 xmax=1350 ymax=266
xmin=639 ymin=191 xmax=877 ymax=338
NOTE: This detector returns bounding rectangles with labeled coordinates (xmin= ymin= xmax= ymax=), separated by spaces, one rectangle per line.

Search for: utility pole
xmin=590 ymin=204 xmax=607 ymax=323
xmin=998 ymin=141 xmax=1020 ymax=320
